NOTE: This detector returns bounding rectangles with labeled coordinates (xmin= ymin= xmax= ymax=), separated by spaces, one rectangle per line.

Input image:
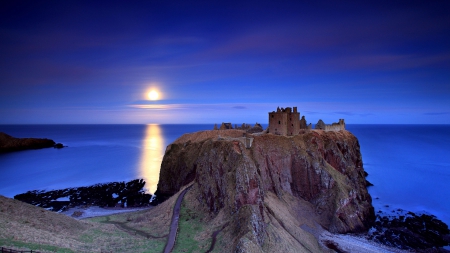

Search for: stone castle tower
xmin=268 ymin=107 xmax=300 ymax=136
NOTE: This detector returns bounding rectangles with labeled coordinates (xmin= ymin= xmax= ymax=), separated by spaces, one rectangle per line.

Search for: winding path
xmin=205 ymin=222 xmax=229 ymax=253
xmin=101 ymin=216 xmax=167 ymax=239
xmin=163 ymin=185 xmax=193 ymax=253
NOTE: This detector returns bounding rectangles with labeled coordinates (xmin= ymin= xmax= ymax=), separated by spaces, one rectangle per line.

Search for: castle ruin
xmin=315 ymin=119 xmax=346 ymax=131
xmin=214 ymin=122 xmax=264 ymax=133
xmin=268 ymin=106 xmax=344 ymax=135
xmin=268 ymin=107 xmax=310 ymax=136
xmin=215 ymin=106 xmax=345 ymax=137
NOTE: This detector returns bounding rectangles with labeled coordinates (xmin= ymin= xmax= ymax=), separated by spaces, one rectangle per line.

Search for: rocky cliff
xmin=0 ymin=132 xmax=58 ymax=153
xmin=156 ymin=129 xmax=375 ymax=252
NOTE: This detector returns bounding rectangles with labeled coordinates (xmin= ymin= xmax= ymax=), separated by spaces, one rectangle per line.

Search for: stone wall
xmin=315 ymin=119 xmax=345 ymax=131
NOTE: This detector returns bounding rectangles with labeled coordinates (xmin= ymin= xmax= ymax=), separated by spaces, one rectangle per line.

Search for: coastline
xmin=2 ymin=125 xmax=449 ymax=252
xmin=62 ymin=205 xmax=153 ymax=220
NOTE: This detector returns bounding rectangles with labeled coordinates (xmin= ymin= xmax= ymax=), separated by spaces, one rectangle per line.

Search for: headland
xmin=0 ymin=132 xmax=64 ymax=153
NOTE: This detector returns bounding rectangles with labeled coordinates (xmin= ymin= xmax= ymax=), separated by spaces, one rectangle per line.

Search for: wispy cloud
xmin=423 ymin=112 xmax=450 ymax=116
xmin=333 ymin=111 xmax=355 ymax=116
xmin=333 ymin=111 xmax=375 ymax=117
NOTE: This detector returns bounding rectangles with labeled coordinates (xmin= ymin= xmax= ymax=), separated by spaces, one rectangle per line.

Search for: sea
xmin=0 ymin=124 xmax=449 ymax=226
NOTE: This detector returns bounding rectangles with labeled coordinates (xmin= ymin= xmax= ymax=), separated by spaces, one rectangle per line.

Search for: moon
xmin=147 ymin=90 xmax=159 ymax=100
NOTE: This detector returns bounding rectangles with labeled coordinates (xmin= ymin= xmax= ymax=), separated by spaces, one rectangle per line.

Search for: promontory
xmin=0 ymin=132 xmax=61 ymax=153
xmin=155 ymin=109 xmax=375 ymax=252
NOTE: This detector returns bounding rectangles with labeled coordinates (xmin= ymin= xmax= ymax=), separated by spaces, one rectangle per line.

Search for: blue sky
xmin=1 ymin=1 xmax=449 ymax=124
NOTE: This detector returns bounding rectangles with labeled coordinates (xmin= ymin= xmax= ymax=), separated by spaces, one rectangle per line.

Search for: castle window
xmin=278 ymin=121 xmax=280 ymax=124
xmin=272 ymin=115 xmax=274 ymax=118
xmin=292 ymin=124 xmax=293 ymax=126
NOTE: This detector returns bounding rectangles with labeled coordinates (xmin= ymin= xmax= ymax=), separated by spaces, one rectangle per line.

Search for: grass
xmin=83 ymin=217 xmax=166 ymax=253
xmin=0 ymin=185 xmax=226 ymax=253
xmin=168 ymin=186 xmax=232 ymax=253
xmin=172 ymin=201 xmax=210 ymax=253
xmin=0 ymin=195 xmax=168 ymax=253
xmin=0 ymin=238 xmax=74 ymax=253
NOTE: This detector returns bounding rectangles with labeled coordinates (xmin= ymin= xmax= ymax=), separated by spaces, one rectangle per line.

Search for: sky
xmin=1 ymin=1 xmax=449 ymax=124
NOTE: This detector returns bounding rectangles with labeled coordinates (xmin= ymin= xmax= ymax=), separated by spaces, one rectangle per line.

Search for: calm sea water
xmin=0 ymin=124 xmax=449 ymax=225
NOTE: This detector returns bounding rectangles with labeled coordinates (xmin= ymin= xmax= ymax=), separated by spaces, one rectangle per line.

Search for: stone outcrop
xmin=0 ymin=132 xmax=58 ymax=153
xmin=14 ymin=179 xmax=152 ymax=212
xmin=369 ymin=212 xmax=450 ymax=250
xmin=156 ymin=129 xmax=374 ymax=252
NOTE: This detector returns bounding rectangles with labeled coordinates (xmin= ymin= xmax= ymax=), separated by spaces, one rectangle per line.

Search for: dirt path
xmin=205 ymin=222 xmax=229 ymax=253
xmin=101 ymin=216 xmax=167 ymax=239
xmin=163 ymin=185 xmax=193 ymax=253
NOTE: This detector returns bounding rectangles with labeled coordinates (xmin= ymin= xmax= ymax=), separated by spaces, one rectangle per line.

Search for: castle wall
xmin=286 ymin=112 xmax=300 ymax=136
xmin=269 ymin=111 xmax=288 ymax=135
xmin=268 ymin=107 xmax=300 ymax=136
xmin=316 ymin=119 xmax=345 ymax=131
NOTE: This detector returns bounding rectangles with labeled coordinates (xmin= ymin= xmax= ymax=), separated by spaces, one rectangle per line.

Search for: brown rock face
xmin=156 ymin=129 xmax=374 ymax=251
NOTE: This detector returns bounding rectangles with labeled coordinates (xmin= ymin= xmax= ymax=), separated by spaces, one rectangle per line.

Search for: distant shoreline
xmin=0 ymin=132 xmax=64 ymax=153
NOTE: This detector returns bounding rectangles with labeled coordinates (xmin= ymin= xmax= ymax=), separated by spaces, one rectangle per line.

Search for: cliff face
xmin=156 ymin=129 xmax=374 ymax=252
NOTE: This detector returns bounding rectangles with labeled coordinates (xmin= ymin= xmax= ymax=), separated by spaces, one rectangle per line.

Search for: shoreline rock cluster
xmin=14 ymin=179 xmax=153 ymax=212
xmin=368 ymin=212 xmax=450 ymax=251
xmin=0 ymin=132 xmax=65 ymax=153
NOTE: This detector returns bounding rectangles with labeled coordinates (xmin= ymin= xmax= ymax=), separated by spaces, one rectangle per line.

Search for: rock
xmin=54 ymin=143 xmax=65 ymax=149
xmin=155 ymin=129 xmax=375 ymax=251
xmin=366 ymin=180 xmax=374 ymax=186
xmin=14 ymin=179 xmax=152 ymax=212
xmin=72 ymin=211 xmax=84 ymax=217
xmin=0 ymin=132 xmax=56 ymax=153
xmin=368 ymin=213 xmax=450 ymax=250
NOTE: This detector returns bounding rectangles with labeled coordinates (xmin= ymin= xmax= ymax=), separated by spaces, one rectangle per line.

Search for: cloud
xmin=303 ymin=111 xmax=320 ymax=115
xmin=333 ymin=111 xmax=375 ymax=117
xmin=129 ymin=102 xmax=252 ymax=111
xmin=423 ymin=112 xmax=450 ymax=116
xmin=333 ymin=111 xmax=355 ymax=116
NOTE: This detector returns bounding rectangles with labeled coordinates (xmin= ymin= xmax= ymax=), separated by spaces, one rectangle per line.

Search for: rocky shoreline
xmin=14 ymin=179 xmax=153 ymax=213
xmin=368 ymin=212 xmax=450 ymax=251
xmin=0 ymin=132 xmax=65 ymax=153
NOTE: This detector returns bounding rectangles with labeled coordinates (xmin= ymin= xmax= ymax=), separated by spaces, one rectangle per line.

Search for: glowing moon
xmin=147 ymin=90 xmax=159 ymax=100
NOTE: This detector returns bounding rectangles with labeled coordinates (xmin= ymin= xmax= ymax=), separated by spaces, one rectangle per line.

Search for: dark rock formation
xmin=369 ymin=212 xmax=450 ymax=250
xmin=155 ymin=129 xmax=375 ymax=251
xmin=14 ymin=179 xmax=152 ymax=212
xmin=54 ymin=143 xmax=66 ymax=149
xmin=0 ymin=132 xmax=58 ymax=153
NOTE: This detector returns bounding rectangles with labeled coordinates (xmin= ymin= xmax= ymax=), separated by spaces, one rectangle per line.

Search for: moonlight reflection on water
xmin=139 ymin=124 xmax=165 ymax=194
